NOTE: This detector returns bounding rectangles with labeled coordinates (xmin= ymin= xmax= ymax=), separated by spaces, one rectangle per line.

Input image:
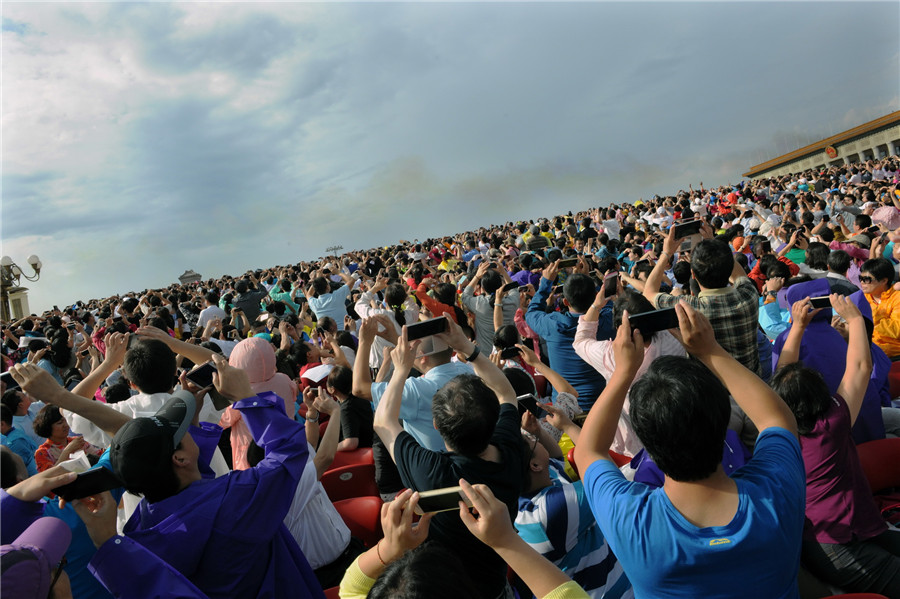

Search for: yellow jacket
xmin=866 ymin=287 xmax=900 ymax=357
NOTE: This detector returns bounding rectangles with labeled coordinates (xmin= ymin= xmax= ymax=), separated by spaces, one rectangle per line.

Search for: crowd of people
xmin=3 ymin=155 xmax=900 ymax=599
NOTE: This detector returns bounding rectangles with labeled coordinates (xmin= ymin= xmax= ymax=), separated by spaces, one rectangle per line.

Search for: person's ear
xmin=171 ymin=447 xmax=192 ymax=468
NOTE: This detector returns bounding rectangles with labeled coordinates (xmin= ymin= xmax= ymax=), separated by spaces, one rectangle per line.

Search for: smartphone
xmin=80 ymin=349 xmax=90 ymax=357
xmin=557 ymin=258 xmax=578 ymax=268
xmin=52 ymin=467 xmax=123 ymax=502
xmin=516 ymin=393 xmax=547 ymax=419
xmin=1 ymin=371 xmax=21 ymax=391
xmin=406 ymin=316 xmax=449 ymax=341
xmin=628 ymin=308 xmax=679 ymax=335
xmin=414 ymin=486 xmax=474 ymax=515
xmin=603 ymin=271 xmax=618 ymax=295
xmin=501 ymin=282 xmax=519 ymax=293
xmin=809 ymin=296 xmax=832 ymax=310
xmin=679 ymin=240 xmax=693 ymax=253
xmin=66 ymin=323 xmax=76 ymax=330
xmin=672 ymin=219 xmax=703 ymax=240
xmin=553 ymin=285 xmax=564 ymax=294
xmin=310 ymin=387 xmax=320 ymax=397
xmin=499 ymin=347 xmax=522 ymax=359
xmin=185 ymin=362 xmax=217 ymax=389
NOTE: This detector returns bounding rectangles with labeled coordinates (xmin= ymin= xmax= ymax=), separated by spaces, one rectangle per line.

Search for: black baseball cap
xmin=109 ymin=391 xmax=196 ymax=492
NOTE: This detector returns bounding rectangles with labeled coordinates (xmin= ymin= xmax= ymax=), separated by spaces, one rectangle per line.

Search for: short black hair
xmin=368 ymin=542 xmax=478 ymax=599
xmin=33 ymin=404 xmax=64 ymax=439
xmin=612 ymin=291 xmax=656 ymax=343
xmin=770 ymin=362 xmax=831 ymax=436
xmin=502 ymin=367 xmax=536 ymax=397
xmin=123 ymin=339 xmax=177 ymax=394
xmin=805 ymin=242 xmax=829 ymax=271
xmin=629 ymin=356 xmax=730 ymax=482
xmin=690 ymin=240 xmax=733 ymax=289
xmin=1 ymin=389 xmax=23 ymax=414
xmin=432 ymin=374 xmax=501 ymax=456
xmin=563 ymin=273 xmax=596 ymax=313
xmin=327 ymin=365 xmax=353 ymax=396
xmin=827 ymin=250 xmax=851 ymax=275
xmin=861 ymin=257 xmax=895 ymax=285
xmin=0 ymin=404 xmax=12 ymax=427
xmin=855 ymin=214 xmax=872 ymax=230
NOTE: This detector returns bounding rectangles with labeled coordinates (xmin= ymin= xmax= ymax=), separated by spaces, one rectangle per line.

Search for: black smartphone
xmin=557 ymin=258 xmax=578 ymax=268
xmin=809 ymin=296 xmax=832 ymax=310
xmin=516 ymin=393 xmax=547 ymax=419
xmin=553 ymin=285 xmax=564 ymax=294
xmin=672 ymin=219 xmax=703 ymax=240
xmin=66 ymin=323 xmax=76 ymax=330
xmin=628 ymin=308 xmax=679 ymax=335
xmin=414 ymin=486 xmax=473 ymax=515
xmin=52 ymin=467 xmax=123 ymax=502
xmin=499 ymin=347 xmax=522 ymax=360
xmin=603 ymin=272 xmax=618 ymax=295
xmin=501 ymin=282 xmax=519 ymax=293
xmin=80 ymin=349 xmax=90 ymax=357
xmin=1 ymin=371 xmax=21 ymax=391
xmin=185 ymin=362 xmax=217 ymax=389
xmin=406 ymin=316 xmax=449 ymax=341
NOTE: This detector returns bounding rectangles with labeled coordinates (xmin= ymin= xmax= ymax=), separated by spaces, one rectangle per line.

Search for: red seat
xmin=328 ymin=447 xmax=375 ymax=472
xmin=322 ymin=586 xmax=341 ymax=599
xmin=567 ymin=447 xmax=631 ymax=479
xmin=321 ymin=463 xmax=379 ymax=502
xmin=855 ymin=437 xmax=900 ymax=522
xmin=333 ymin=496 xmax=384 ymax=547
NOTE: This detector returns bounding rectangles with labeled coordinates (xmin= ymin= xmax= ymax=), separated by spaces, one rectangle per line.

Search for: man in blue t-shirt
xmin=575 ymin=302 xmax=805 ymax=599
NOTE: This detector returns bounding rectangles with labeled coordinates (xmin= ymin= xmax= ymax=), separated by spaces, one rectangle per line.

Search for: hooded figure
xmin=772 ymin=279 xmax=887 ymax=443
xmin=219 ymin=337 xmax=298 ymax=470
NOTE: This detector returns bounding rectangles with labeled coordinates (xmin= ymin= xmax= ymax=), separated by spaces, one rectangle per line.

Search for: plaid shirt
xmin=654 ymin=277 xmax=761 ymax=376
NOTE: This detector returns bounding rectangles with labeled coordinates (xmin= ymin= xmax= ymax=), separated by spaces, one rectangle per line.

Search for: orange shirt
xmin=865 ymin=288 xmax=900 ymax=357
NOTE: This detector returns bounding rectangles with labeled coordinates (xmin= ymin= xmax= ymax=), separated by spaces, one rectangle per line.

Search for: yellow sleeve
xmin=542 ymin=580 xmax=590 ymax=599
xmin=875 ymin=292 xmax=900 ymax=339
xmin=338 ymin=556 xmax=376 ymax=599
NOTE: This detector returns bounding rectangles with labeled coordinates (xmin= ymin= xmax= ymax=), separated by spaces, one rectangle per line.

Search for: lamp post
xmin=326 ymin=245 xmax=343 ymax=259
xmin=0 ymin=254 xmax=42 ymax=322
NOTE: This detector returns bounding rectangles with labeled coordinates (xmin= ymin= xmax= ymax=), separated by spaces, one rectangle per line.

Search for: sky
xmin=2 ymin=1 xmax=899 ymax=314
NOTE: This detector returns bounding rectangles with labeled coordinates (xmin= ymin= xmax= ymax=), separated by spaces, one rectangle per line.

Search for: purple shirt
xmin=510 ymin=269 xmax=541 ymax=288
xmin=801 ymin=395 xmax=886 ymax=544
xmin=122 ymin=392 xmax=323 ymax=599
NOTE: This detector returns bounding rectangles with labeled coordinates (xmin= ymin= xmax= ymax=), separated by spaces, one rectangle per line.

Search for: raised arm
xmin=436 ymin=317 xmax=516 ymax=405
xmin=351 ymin=317 xmax=378 ymax=400
xmin=678 ymin=301 xmax=797 ymax=436
xmin=572 ymin=315 xmax=644 ymax=468
xmin=136 ymin=326 xmax=216 ymax=365
xmin=71 ymin=332 xmax=129 ymax=400
xmin=10 ymin=363 xmax=131 ymax=438
xmin=372 ymin=327 xmax=417 ymax=461
xmin=643 ymin=225 xmax=679 ymax=306
xmin=832 ymin=294 xmax=872 ymax=425
xmin=515 ymin=343 xmax=577 ymax=398
xmin=311 ymin=394 xmax=342 ymax=479
xmin=774 ymin=298 xmax=818 ymax=371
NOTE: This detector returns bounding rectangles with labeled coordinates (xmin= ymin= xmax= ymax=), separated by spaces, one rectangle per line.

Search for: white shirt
xmin=196 ymin=305 xmax=228 ymax=329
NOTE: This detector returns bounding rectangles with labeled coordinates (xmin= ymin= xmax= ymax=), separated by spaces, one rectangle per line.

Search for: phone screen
xmin=672 ymin=219 xmax=703 ymax=240
xmin=516 ymin=394 xmax=547 ymax=419
xmin=406 ymin=316 xmax=449 ymax=341
xmin=185 ymin=362 xmax=217 ymax=389
xmin=52 ymin=467 xmax=123 ymax=501
xmin=557 ymin=258 xmax=578 ymax=268
xmin=628 ymin=308 xmax=679 ymax=335
xmin=0 ymin=371 xmax=20 ymax=391
xmin=414 ymin=486 xmax=473 ymax=515
xmin=809 ymin=296 xmax=832 ymax=310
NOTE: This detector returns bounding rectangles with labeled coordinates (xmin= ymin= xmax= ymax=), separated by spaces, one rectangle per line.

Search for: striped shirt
xmin=516 ymin=459 xmax=633 ymax=599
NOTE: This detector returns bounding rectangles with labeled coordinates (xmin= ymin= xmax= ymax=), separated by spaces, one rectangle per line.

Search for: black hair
xmin=770 ymin=362 xmax=831 ymax=435
xmin=368 ymin=541 xmax=478 ymax=599
xmin=629 ymin=356 xmax=730 ymax=482
xmin=327 ymin=365 xmax=353 ymax=396
xmin=312 ymin=277 xmax=329 ymax=296
xmin=804 ymin=242 xmax=829 ymax=271
xmin=33 ymin=404 xmax=64 ymax=438
xmin=103 ymin=382 xmax=133 ymax=405
xmin=1 ymin=447 xmax=22 ymax=488
xmin=432 ymin=374 xmax=501 ymax=456
xmin=384 ymin=284 xmax=409 ymax=327
xmin=562 ymin=273 xmax=596 ymax=313
xmin=861 ymin=257 xmax=895 ymax=285
xmin=1 ymin=389 xmax=23 ymax=413
xmin=492 ymin=324 xmax=519 ymax=351
xmin=480 ymin=269 xmax=504 ymax=304
xmin=0 ymin=404 xmax=12 ymax=427
xmin=631 ymin=261 xmax=654 ymax=281
xmin=690 ymin=240 xmax=733 ymax=289
xmin=502 ymin=367 xmax=537 ymax=397
xmin=854 ymin=214 xmax=872 ymax=230
xmin=766 ymin=261 xmax=791 ymax=280
xmin=612 ymin=291 xmax=657 ymax=343
xmin=123 ymin=338 xmax=177 ymax=394
xmin=827 ymin=250 xmax=851 ymax=275
xmin=672 ymin=261 xmax=692 ymax=286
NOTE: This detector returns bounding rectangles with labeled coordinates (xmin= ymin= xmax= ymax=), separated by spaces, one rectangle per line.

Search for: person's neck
xmin=662 ymin=466 xmax=738 ymax=528
xmin=527 ymin=470 xmax=552 ymax=494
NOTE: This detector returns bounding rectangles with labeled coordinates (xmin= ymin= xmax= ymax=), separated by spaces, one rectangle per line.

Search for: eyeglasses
xmin=859 ymin=275 xmax=876 ymax=284
xmin=525 ymin=433 xmax=539 ymax=463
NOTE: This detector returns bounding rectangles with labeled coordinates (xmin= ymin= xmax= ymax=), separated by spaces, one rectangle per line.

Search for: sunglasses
xmin=859 ymin=275 xmax=876 ymax=284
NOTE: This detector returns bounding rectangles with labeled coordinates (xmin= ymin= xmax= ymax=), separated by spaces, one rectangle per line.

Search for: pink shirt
xmin=573 ymin=317 xmax=685 ymax=457
xmin=801 ymin=395 xmax=886 ymax=544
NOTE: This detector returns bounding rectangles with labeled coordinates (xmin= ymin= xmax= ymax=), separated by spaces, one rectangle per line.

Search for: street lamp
xmin=1 ymin=254 xmax=42 ymax=322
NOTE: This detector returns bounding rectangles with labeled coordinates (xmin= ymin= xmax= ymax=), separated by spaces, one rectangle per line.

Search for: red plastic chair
xmin=328 ymin=447 xmax=375 ymax=472
xmin=855 ymin=437 xmax=900 ymax=522
xmin=333 ymin=496 xmax=384 ymax=547
xmin=321 ymin=463 xmax=379 ymax=502
xmin=323 ymin=586 xmax=341 ymax=599
xmin=567 ymin=447 xmax=631 ymax=479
